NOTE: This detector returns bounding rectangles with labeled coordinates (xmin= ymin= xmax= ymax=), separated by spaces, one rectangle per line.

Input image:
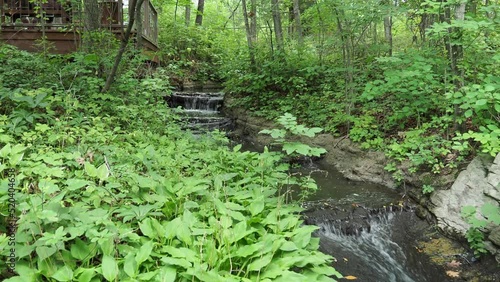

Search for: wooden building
xmin=0 ymin=0 xmax=158 ymax=55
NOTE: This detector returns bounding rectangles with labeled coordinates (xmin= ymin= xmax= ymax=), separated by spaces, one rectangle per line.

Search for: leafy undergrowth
xmin=0 ymin=47 xmax=341 ymax=281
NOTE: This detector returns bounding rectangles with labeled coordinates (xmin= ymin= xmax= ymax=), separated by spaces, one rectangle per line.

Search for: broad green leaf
xmin=66 ymin=179 xmax=90 ymax=191
xmin=292 ymin=225 xmax=318 ymax=248
xmin=99 ymin=238 xmax=114 ymax=256
xmin=71 ymin=238 xmax=93 ymax=261
xmin=161 ymin=257 xmax=192 ymax=269
xmin=155 ymin=266 xmax=177 ymax=282
xmin=101 ymin=255 xmax=118 ymax=281
xmin=76 ymin=268 xmax=96 ymax=282
xmin=494 ymin=103 xmax=500 ymax=113
xmin=475 ymin=99 xmax=487 ymax=106
xmin=124 ymin=252 xmax=137 ymax=278
xmin=39 ymin=178 xmax=60 ymax=194
xmin=139 ymin=218 xmax=157 ymax=239
xmin=162 ymin=246 xmax=197 ymax=261
xmin=248 ymin=254 xmax=273 ymax=272
xmin=176 ymin=221 xmax=192 ymax=245
xmin=96 ymin=164 xmax=109 ymax=181
xmin=249 ymin=197 xmax=265 ymax=216
xmin=228 ymin=210 xmax=246 ymax=221
xmin=84 ymin=163 xmax=97 ymax=178
xmin=137 ymin=271 xmax=158 ymax=280
xmin=135 ymin=240 xmax=154 ymax=265
xmin=51 ymin=265 xmax=74 ymax=282
xmin=311 ymin=265 xmax=343 ymax=277
xmin=36 ymin=246 xmax=57 ymax=261
xmin=481 ymin=203 xmax=500 ymax=224
xmin=0 ymin=144 xmax=11 ymax=158
xmin=464 ymin=109 xmax=473 ymax=118
xmin=280 ymin=241 xmax=298 ymax=251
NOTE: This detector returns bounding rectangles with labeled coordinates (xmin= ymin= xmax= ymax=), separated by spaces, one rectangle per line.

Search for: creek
xmin=168 ymin=90 xmax=452 ymax=282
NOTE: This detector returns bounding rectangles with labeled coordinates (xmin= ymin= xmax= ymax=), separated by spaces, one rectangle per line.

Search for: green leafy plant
xmin=0 ymin=48 xmax=341 ymax=282
xmin=461 ymin=203 xmax=500 ymax=257
xmin=260 ymin=113 xmax=327 ymax=157
xmin=422 ymin=184 xmax=434 ymax=195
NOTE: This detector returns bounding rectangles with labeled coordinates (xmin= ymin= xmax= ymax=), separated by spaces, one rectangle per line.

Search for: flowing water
xmin=168 ymin=91 xmax=451 ymax=282
xmin=167 ymin=91 xmax=232 ymax=132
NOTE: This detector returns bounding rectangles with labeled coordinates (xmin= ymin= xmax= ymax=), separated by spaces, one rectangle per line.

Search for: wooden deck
xmin=0 ymin=0 xmax=158 ymax=58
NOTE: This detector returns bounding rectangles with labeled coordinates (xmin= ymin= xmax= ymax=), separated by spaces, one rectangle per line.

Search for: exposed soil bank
xmin=223 ymin=96 xmax=500 ymax=280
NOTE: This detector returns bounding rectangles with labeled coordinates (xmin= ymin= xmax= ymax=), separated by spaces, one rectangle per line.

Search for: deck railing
xmin=0 ymin=0 xmax=158 ymax=46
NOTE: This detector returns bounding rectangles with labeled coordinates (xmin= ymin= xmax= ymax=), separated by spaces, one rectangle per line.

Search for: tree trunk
xmin=250 ymin=0 xmax=257 ymax=42
xmin=174 ymin=0 xmax=179 ymax=22
xmin=450 ymin=2 xmax=466 ymax=132
xmin=383 ymin=0 xmax=392 ymax=56
xmin=83 ymin=0 xmax=100 ymax=52
xmin=334 ymin=7 xmax=354 ymax=132
xmin=102 ymin=0 xmax=144 ymax=92
xmin=135 ymin=1 xmax=143 ymax=50
xmin=242 ymin=0 xmax=256 ymax=70
xmin=84 ymin=0 xmax=100 ymax=31
xmin=195 ymin=0 xmax=205 ymax=26
xmin=292 ymin=0 xmax=303 ymax=45
xmin=185 ymin=5 xmax=191 ymax=26
xmin=271 ymin=0 xmax=284 ymax=52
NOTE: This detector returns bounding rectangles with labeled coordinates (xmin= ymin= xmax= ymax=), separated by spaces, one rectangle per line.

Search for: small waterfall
xmin=167 ymin=91 xmax=232 ymax=132
xmin=312 ymin=211 xmax=451 ymax=282
xmin=318 ymin=213 xmax=416 ymax=282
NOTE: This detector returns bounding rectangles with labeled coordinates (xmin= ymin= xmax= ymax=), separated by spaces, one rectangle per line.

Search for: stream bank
xmin=223 ymin=95 xmax=500 ymax=280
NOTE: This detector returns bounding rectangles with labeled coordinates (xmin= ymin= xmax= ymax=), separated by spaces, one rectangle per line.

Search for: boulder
xmin=429 ymin=154 xmax=500 ymax=257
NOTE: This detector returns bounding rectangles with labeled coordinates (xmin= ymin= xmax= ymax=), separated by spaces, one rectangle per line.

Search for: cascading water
xmin=167 ymin=91 xmax=232 ymax=132
xmin=316 ymin=213 xmax=436 ymax=282
xmin=296 ymin=161 xmax=453 ymax=282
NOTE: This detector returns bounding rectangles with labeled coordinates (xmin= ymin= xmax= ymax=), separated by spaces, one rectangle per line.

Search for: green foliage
xmin=260 ymin=113 xmax=327 ymax=158
xmin=464 ymin=228 xmax=488 ymax=257
xmin=361 ymin=52 xmax=448 ymax=131
xmin=421 ymin=184 xmax=434 ymax=195
xmin=461 ymin=203 xmax=500 ymax=257
xmin=0 ymin=47 xmax=340 ymax=282
xmin=158 ymin=22 xmax=227 ymax=82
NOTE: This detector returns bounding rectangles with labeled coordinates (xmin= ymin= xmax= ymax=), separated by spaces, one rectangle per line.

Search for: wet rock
xmin=430 ymin=155 xmax=499 ymax=236
xmin=489 ymin=226 xmax=500 ymax=247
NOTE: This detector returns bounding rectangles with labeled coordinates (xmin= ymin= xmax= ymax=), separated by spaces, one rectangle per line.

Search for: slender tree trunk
xmin=102 ymin=0 xmax=144 ymax=92
xmin=450 ymin=2 xmax=466 ymax=131
xmin=83 ymin=0 xmax=100 ymax=51
xmin=135 ymin=1 xmax=143 ymax=49
xmin=84 ymin=0 xmax=100 ymax=31
xmin=242 ymin=0 xmax=256 ymax=70
xmin=250 ymin=0 xmax=257 ymax=42
xmin=174 ymin=0 xmax=179 ymax=22
xmin=314 ymin=0 xmax=325 ymax=64
xmin=185 ymin=5 xmax=191 ymax=26
xmin=271 ymin=0 xmax=284 ymax=52
xmin=292 ymin=0 xmax=303 ymax=45
xmin=383 ymin=0 xmax=393 ymax=56
xmin=195 ymin=0 xmax=205 ymax=26
xmin=334 ymin=7 xmax=354 ymax=132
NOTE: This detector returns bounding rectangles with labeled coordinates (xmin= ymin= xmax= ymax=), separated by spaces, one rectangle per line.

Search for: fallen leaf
xmin=446 ymin=270 xmax=460 ymax=278
xmin=344 ymin=275 xmax=357 ymax=280
xmin=76 ymin=157 xmax=85 ymax=165
xmin=446 ymin=260 xmax=462 ymax=268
